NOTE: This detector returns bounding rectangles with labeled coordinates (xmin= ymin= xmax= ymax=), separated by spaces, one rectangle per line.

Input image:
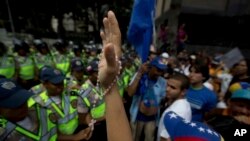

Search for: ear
xmin=180 ymin=89 xmax=187 ymax=97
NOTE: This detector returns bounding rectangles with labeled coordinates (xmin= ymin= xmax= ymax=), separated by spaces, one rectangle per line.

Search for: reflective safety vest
xmin=0 ymin=55 xmax=15 ymax=79
xmin=79 ymin=83 xmax=105 ymax=119
xmin=53 ymin=52 xmax=70 ymax=75
xmin=118 ymin=68 xmax=133 ymax=97
xmin=30 ymin=91 xmax=79 ymax=135
xmin=34 ymin=53 xmax=55 ymax=69
xmin=0 ymin=104 xmax=57 ymax=141
xmin=57 ymin=93 xmax=78 ymax=135
xmin=30 ymin=84 xmax=46 ymax=95
xmin=15 ymin=55 xmax=35 ymax=80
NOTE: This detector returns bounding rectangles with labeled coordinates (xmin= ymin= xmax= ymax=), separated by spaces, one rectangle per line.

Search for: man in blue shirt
xmin=186 ymin=61 xmax=217 ymax=122
xmin=127 ymin=57 xmax=167 ymax=141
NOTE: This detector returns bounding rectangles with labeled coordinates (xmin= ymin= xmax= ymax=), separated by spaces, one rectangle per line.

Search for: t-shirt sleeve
xmin=160 ymin=127 xmax=170 ymax=139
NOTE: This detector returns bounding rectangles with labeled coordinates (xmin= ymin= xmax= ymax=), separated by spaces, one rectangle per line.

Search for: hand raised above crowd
xmin=98 ymin=11 xmax=122 ymax=91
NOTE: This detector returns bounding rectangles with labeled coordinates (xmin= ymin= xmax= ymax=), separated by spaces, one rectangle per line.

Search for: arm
xmin=127 ymin=62 xmax=148 ymax=97
xmin=98 ymin=10 xmax=133 ymax=141
xmin=127 ymin=71 xmax=142 ymax=96
xmin=105 ymin=85 xmax=133 ymax=141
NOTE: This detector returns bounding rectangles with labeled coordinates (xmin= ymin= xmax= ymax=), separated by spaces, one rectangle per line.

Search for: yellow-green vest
xmin=79 ymin=83 xmax=105 ymax=119
xmin=28 ymin=94 xmax=58 ymax=141
xmin=15 ymin=55 xmax=35 ymax=80
xmin=0 ymin=55 xmax=15 ymax=79
xmin=53 ymin=52 xmax=70 ymax=75
xmin=30 ymin=91 xmax=79 ymax=135
xmin=34 ymin=53 xmax=55 ymax=69
xmin=57 ymin=93 xmax=78 ymax=135
xmin=30 ymin=84 xmax=46 ymax=95
xmin=0 ymin=99 xmax=57 ymax=141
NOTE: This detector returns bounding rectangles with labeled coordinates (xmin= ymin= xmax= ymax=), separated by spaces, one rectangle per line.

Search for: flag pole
xmin=6 ymin=0 xmax=15 ymax=37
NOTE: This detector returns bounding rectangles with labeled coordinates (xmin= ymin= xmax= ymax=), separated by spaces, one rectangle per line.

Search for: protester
xmin=127 ymin=56 xmax=167 ymax=141
xmin=164 ymin=111 xmax=224 ymax=141
xmin=206 ymin=88 xmax=250 ymax=140
xmin=157 ymin=72 xmax=191 ymax=141
xmin=186 ymin=60 xmax=217 ymax=122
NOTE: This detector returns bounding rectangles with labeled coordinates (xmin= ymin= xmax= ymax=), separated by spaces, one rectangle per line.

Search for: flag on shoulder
xmin=164 ymin=111 xmax=224 ymax=141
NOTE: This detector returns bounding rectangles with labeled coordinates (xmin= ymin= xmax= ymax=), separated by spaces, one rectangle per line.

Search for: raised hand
xmin=98 ymin=11 xmax=122 ymax=91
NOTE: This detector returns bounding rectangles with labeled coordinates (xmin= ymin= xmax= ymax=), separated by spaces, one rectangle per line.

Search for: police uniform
xmin=0 ymin=54 xmax=15 ymax=79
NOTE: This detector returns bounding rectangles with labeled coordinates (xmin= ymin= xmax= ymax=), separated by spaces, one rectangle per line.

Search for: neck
xmin=191 ymin=83 xmax=203 ymax=89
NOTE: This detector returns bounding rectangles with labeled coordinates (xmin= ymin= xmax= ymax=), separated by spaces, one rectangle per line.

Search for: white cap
xmin=161 ymin=52 xmax=169 ymax=59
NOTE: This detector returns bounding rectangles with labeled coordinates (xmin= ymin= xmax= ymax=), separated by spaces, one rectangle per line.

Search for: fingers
xmin=103 ymin=17 xmax=109 ymax=42
xmin=101 ymin=10 xmax=122 ymax=58
xmin=100 ymin=31 xmax=106 ymax=45
xmin=107 ymin=11 xmax=122 ymax=58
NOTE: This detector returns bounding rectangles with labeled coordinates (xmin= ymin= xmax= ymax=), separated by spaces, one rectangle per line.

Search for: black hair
xmin=189 ymin=60 xmax=210 ymax=82
xmin=169 ymin=72 xmax=190 ymax=90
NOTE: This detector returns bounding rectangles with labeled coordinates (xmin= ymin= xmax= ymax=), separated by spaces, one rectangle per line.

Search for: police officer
xmin=33 ymin=39 xmax=55 ymax=69
xmin=0 ymin=78 xmax=57 ymax=141
xmin=66 ymin=59 xmax=87 ymax=90
xmin=38 ymin=67 xmax=92 ymax=140
xmin=79 ymin=59 xmax=107 ymax=141
xmin=13 ymin=39 xmax=38 ymax=89
xmin=0 ymin=42 xmax=15 ymax=79
xmin=52 ymin=39 xmax=71 ymax=75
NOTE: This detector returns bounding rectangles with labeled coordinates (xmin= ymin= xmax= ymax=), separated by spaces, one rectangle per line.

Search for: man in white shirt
xmin=157 ymin=72 xmax=192 ymax=141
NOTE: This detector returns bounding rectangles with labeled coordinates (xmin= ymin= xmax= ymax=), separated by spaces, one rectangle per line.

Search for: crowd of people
xmin=1 ymin=10 xmax=250 ymax=141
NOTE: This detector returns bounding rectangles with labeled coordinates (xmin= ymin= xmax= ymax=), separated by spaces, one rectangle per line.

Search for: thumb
xmin=104 ymin=43 xmax=116 ymax=68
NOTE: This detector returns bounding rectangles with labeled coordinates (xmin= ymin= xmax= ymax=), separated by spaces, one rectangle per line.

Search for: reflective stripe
xmin=58 ymin=111 xmax=78 ymax=124
xmin=83 ymin=97 xmax=90 ymax=107
xmin=40 ymin=105 xmax=57 ymax=141
xmin=57 ymin=95 xmax=77 ymax=124
xmin=15 ymin=126 xmax=40 ymax=140
xmin=40 ymin=108 xmax=48 ymax=138
xmin=40 ymin=126 xmax=57 ymax=141
xmin=63 ymin=94 xmax=70 ymax=115
xmin=1 ymin=119 xmax=41 ymax=141
xmin=58 ymin=94 xmax=79 ymax=135
xmin=31 ymin=96 xmax=58 ymax=141
xmin=79 ymin=87 xmax=92 ymax=98
xmin=51 ymin=103 xmax=64 ymax=118
xmin=33 ymin=95 xmax=45 ymax=106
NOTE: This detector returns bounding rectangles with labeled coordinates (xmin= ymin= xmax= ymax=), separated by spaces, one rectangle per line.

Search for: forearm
xmin=127 ymin=72 xmax=142 ymax=96
xmin=105 ymin=85 xmax=133 ymax=141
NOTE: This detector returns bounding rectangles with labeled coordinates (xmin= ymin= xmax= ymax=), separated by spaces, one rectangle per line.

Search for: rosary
xmin=88 ymin=56 xmax=122 ymax=131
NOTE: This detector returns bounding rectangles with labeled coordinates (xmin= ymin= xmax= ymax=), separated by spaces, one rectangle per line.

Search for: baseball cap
xmin=150 ymin=57 xmax=167 ymax=71
xmin=0 ymin=78 xmax=34 ymax=108
xmin=40 ymin=67 xmax=65 ymax=84
xmin=231 ymin=89 xmax=250 ymax=101
xmin=161 ymin=52 xmax=169 ymax=59
xmin=86 ymin=59 xmax=99 ymax=72
xmin=71 ymin=59 xmax=85 ymax=71
xmin=228 ymin=82 xmax=250 ymax=94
